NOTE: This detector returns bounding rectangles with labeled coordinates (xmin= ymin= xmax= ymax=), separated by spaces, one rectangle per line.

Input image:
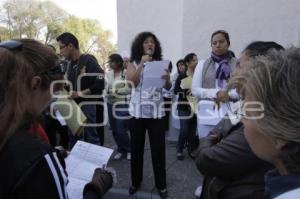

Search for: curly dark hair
xmin=130 ymin=31 xmax=162 ymax=63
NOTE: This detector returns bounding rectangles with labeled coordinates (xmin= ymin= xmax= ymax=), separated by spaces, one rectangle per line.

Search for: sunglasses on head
xmin=0 ymin=40 xmax=23 ymax=51
xmin=0 ymin=40 xmax=66 ymax=75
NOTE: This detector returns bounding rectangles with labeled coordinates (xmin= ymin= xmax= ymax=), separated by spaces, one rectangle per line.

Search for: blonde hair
xmin=0 ymin=39 xmax=58 ymax=149
xmin=229 ymin=47 xmax=300 ymax=142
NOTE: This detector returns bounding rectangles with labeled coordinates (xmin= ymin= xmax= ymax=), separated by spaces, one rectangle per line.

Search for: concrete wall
xmin=117 ymin=0 xmax=300 ymax=63
xmin=181 ymin=0 xmax=300 ymax=59
xmin=117 ymin=0 xmax=184 ymax=63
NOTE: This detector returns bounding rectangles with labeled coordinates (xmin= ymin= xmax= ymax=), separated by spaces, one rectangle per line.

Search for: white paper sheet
xmin=66 ymin=141 xmax=113 ymax=199
xmin=66 ymin=178 xmax=86 ymax=199
xmin=55 ymin=110 xmax=67 ymax=126
xmin=142 ymin=60 xmax=170 ymax=89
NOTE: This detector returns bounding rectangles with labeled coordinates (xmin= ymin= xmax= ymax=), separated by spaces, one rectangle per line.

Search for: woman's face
xmin=242 ymin=98 xmax=282 ymax=164
xmin=177 ymin=62 xmax=186 ymax=73
xmin=211 ymin=33 xmax=230 ymax=56
xmin=58 ymin=41 xmax=72 ymax=60
xmin=143 ymin=36 xmax=155 ymax=55
xmin=109 ymin=60 xmax=119 ymax=71
xmin=233 ymin=52 xmax=250 ymax=77
xmin=187 ymin=55 xmax=198 ymax=70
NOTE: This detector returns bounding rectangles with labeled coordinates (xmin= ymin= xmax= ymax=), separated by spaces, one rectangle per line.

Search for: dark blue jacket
xmin=264 ymin=169 xmax=300 ymax=198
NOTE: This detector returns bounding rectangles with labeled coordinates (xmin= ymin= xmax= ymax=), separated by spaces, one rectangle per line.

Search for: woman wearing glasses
xmin=0 ymin=39 xmax=112 ymax=199
xmin=195 ymin=41 xmax=284 ymax=199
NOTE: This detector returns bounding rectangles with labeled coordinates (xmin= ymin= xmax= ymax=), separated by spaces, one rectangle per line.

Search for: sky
xmin=44 ymin=0 xmax=117 ymax=43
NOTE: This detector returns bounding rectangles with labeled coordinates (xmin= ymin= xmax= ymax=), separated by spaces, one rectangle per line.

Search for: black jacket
xmin=196 ymin=118 xmax=273 ymax=199
xmin=67 ymin=54 xmax=104 ymax=104
xmin=0 ymin=129 xmax=100 ymax=199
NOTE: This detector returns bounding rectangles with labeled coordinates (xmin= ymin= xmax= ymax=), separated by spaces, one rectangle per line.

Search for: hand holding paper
xmin=66 ymin=141 xmax=114 ymax=199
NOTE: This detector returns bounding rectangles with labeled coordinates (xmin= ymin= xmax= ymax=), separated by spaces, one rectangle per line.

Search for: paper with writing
xmin=66 ymin=141 xmax=113 ymax=199
xmin=142 ymin=60 xmax=170 ymax=89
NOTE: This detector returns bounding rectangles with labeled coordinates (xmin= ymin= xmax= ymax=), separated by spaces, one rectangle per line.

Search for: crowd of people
xmin=0 ymin=29 xmax=299 ymax=199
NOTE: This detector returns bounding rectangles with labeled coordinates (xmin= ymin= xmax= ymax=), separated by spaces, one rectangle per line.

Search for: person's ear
xmin=31 ymin=76 xmax=42 ymax=90
xmin=273 ymin=138 xmax=288 ymax=150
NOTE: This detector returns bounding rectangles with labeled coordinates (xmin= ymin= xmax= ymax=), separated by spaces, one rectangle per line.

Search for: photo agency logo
xmin=48 ymin=74 xmax=265 ymax=125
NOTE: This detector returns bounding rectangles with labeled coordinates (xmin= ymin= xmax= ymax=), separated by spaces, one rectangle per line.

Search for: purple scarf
xmin=211 ymin=52 xmax=233 ymax=88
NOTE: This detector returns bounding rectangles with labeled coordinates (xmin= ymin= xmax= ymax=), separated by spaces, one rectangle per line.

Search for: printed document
xmin=66 ymin=141 xmax=113 ymax=199
xmin=142 ymin=60 xmax=170 ymax=89
xmin=180 ymin=76 xmax=192 ymax=89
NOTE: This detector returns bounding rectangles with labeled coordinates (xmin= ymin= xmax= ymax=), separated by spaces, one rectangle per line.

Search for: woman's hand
xmin=68 ymin=91 xmax=81 ymax=99
xmin=216 ymin=90 xmax=230 ymax=102
xmin=83 ymin=168 xmax=113 ymax=198
xmin=141 ymin=55 xmax=152 ymax=65
xmin=123 ymin=57 xmax=130 ymax=69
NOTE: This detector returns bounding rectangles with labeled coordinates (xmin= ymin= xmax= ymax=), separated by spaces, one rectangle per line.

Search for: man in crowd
xmin=56 ymin=32 xmax=104 ymax=148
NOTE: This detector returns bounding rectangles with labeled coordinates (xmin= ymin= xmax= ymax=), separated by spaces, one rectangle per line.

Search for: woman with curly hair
xmin=126 ymin=31 xmax=171 ymax=199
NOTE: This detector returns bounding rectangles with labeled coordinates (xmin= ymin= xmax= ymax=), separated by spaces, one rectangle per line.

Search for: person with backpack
xmin=56 ymin=32 xmax=105 ymax=148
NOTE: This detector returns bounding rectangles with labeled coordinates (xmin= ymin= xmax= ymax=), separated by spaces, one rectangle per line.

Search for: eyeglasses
xmin=0 ymin=40 xmax=23 ymax=51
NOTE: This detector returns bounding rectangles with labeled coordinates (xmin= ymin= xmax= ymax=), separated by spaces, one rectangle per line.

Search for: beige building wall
xmin=117 ymin=0 xmax=300 ymax=63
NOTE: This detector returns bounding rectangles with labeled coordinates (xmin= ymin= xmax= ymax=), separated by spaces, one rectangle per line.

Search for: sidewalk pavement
xmin=103 ymin=127 xmax=203 ymax=199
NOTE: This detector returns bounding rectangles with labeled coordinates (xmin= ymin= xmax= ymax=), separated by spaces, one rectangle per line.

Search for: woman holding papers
xmin=0 ymin=39 xmax=112 ymax=199
xmin=126 ymin=31 xmax=171 ymax=199
xmin=105 ymin=53 xmax=131 ymax=160
xmin=191 ymin=30 xmax=237 ymax=138
xmin=174 ymin=53 xmax=199 ymax=160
